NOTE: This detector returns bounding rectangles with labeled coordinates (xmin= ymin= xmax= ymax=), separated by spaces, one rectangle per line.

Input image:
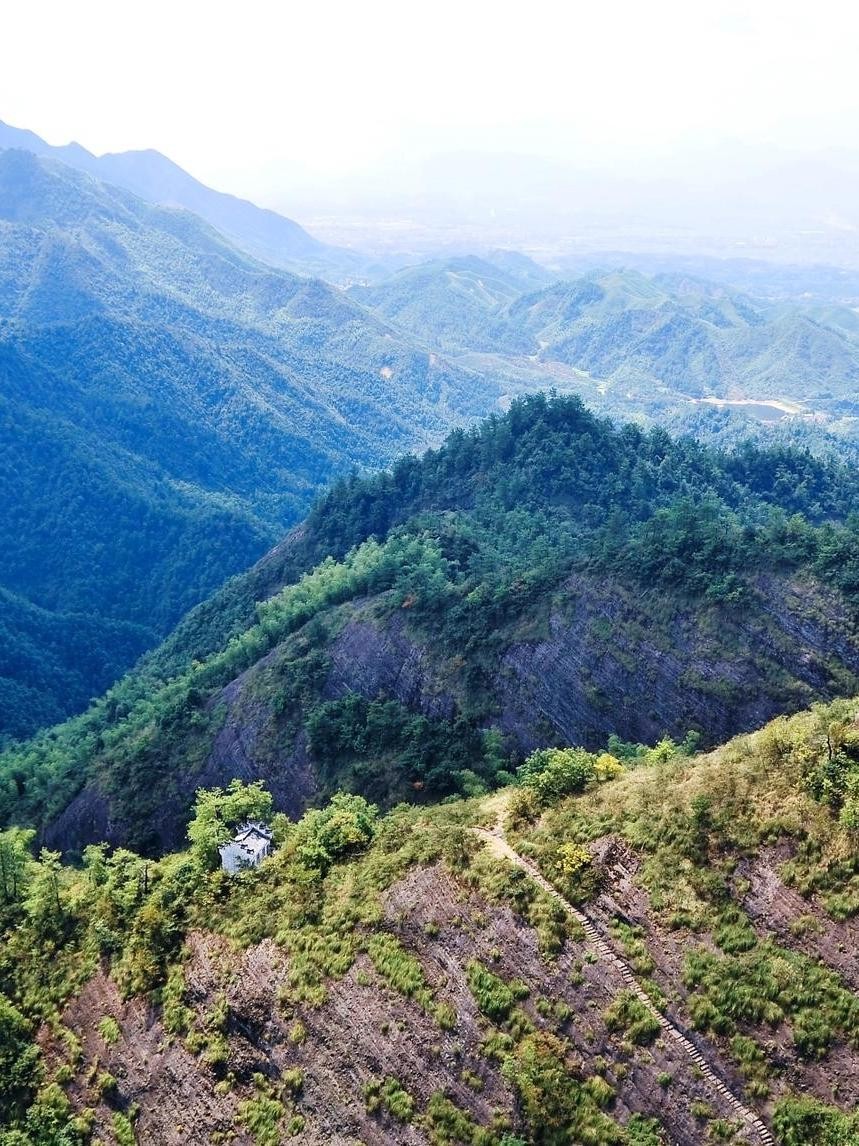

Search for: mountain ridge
xmin=0 ymin=118 xmax=375 ymax=280
xmin=6 ymin=393 xmax=859 ymax=855
xmin=0 ymin=149 xmax=497 ymax=738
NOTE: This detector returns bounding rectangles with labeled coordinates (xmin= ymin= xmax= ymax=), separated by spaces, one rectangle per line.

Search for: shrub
xmin=237 ymin=1094 xmax=285 ymax=1146
xmin=363 ymin=1076 xmax=414 ymax=1122
xmin=466 ymin=961 xmax=527 ymax=1023
xmin=98 ymin=1016 xmax=121 ymax=1046
xmin=422 ymin=1092 xmax=498 ymax=1145
xmin=0 ymin=994 xmax=42 ymax=1124
xmin=112 ymin=1111 xmax=136 ymax=1146
xmin=626 ymin=1114 xmax=666 ymax=1145
xmin=773 ymin=1094 xmax=859 ymax=1145
xmin=161 ymin=966 xmax=193 ymax=1035
xmin=502 ymin=1032 xmax=623 ymax=1144
xmin=367 ymin=932 xmax=433 ymax=1011
xmin=517 ymin=748 xmax=597 ymax=804
xmin=292 ymin=793 xmax=378 ymax=872
xmin=603 ymin=991 xmax=660 ymax=1045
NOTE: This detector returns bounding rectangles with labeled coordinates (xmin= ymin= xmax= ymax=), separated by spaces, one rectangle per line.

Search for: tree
xmin=0 ymin=828 xmax=34 ymax=906
xmin=292 ymin=793 xmax=378 ymax=873
xmin=24 ymin=850 xmax=67 ymax=938
xmin=517 ymin=747 xmax=596 ymax=803
xmin=0 ymin=994 xmax=41 ymax=1128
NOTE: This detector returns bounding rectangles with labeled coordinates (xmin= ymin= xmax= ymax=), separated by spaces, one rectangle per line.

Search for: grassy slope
xmin=1 ymin=699 xmax=857 ymax=1143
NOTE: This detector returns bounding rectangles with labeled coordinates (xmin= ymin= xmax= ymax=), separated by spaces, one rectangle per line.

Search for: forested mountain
xmin=0 ymin=149 xmax=497 ymax=738
xmin=353 ymin=261 xmax=859 ymax=420
xmin=348 ymin=254 xmax=554 ymax=351
xmin=5 ymin=394 xmax=859 ymax=857
xmin=509 ymin=270 xmax=859 ymax=403
xmin=0 ymin=119 xmax=373 ymax=280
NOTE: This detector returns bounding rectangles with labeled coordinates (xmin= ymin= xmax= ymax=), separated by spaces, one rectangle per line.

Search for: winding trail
xmin=473 ymin=821 xmax=776 ymax=1146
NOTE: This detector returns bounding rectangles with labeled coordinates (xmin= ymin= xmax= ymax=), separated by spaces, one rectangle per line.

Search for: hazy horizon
xmin=5 ymin=1 xmax=859 ymax=264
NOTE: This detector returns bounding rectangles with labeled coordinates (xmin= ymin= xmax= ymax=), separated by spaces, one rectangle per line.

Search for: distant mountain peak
xmin=0 ymin=119 xmax=371 ymax=280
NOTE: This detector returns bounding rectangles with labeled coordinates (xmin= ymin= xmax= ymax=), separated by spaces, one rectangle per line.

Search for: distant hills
xmin=0 ymin=118 xmax=376 ymax=281
xmin=353 ymin=260 xmax=859 ymax=416
xmin=349 ymin=253 xmax=553 ymax=353
xmin=0 ymin=149 xmax=495 ymax=737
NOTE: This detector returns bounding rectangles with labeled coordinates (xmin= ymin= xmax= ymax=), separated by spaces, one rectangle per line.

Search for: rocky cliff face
xmin=39 ymin=863 xmax=773 ymax=1145
xmin=44 ymin=569 xmax=859 ymax=855
xmin=37 ymin=824 xmax=859 ymax=1144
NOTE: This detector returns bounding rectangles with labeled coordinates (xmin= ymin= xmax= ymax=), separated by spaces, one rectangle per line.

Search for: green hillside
xmin=0 ymin=695 xmax=856 ymax=1144
xmin=0 ymin=150 xmax=497 ymax=738
xmin=348 ymin=254 xmax=551 ymax=352
xmin=355 ymin=261 xmax=859 ymax=420
xmin=6 ymin=394 xmax=859 ymax=855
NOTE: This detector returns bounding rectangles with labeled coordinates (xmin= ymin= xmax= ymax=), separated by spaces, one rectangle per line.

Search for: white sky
xmin=2 ymin=0 xmax=858 ymax=200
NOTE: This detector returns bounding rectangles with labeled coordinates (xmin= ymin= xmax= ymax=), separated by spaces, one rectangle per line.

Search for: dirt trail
xmin=473 ymin=822 xmax=776 ymax=1146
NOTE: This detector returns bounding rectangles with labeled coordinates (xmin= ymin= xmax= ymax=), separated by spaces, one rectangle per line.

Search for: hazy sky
xmin=2 ymin=0 xmax=858 ymax=203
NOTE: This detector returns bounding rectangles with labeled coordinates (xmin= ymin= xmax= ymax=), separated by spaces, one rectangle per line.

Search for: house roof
xmin=218 ymin=821 xmax=274 ymax=864
xmin=233 ymin=820 xmax=273 ymax=844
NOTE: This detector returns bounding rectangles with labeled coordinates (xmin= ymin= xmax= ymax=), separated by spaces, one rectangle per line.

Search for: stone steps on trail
xmin=474 ymin=827 xmax=777 ymax=1146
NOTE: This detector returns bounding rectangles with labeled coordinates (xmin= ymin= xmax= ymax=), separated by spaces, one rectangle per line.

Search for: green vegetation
xmin=501 ymin=1031 xmax=623 ymax=1144
xmin=513 ymin=695 xmax=859 ymax=1140
xmin=187 ymin=780 xmax=274 ymax=869
xmin=518 ymin=747 xmax=624 ymax=804
xmin=0 ymin=994 xmax=41 ymax=1125
xmin=7 ymin=392 xmax=859 ymax=856
xmin=363 ymin=1075 xmax=415 ymax=1122
xmin=356 ymin=261 xmax=859 ymax=424
xmin=422 ymin=1092 xmax=503 ymax=1145
xmin=684 ymin=944 xmax=859 ymax=1057
xmin=0 ymin=148 xmax=494 ymax=739
xmin=466 ymin=960 xmax=529 ymax=1023
xmin=624 ymin=1114 xmax=666 ymax=1145
xmin=367 ymin=933 xmax=434 ymax=1011
xmin=603 ymin=991 xmax=660 ymax=1045
xmin=0 ymin=700 xmax=857 ymax=1143
xmin=773 ymin=1095 xmax=859 ymax=1145
xmin=111 ymin=1111 xmax=136 ymax=1146
xmin=96 ymin=1016 xmax=121 ymax=1046
xmin=237 ymin=1092 xmax=285 ymax=1146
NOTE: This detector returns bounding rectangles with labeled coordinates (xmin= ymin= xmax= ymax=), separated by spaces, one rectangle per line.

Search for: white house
xmin=219 ymin=821 xmax=274 ymax=874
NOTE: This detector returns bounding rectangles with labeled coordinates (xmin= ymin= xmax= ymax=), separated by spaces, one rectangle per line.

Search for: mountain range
xmin=0 ymin=148 xmax=497 ymax=738
xmin=7 ymin=134 xmax=859 ymax=744
xmin=0 ymin=119 xmax=375 ymax=281
xmin=1 ymin=120 xmax=859 ymax=1146
xmin=352 ymin=260 xmax=859 ymax=420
